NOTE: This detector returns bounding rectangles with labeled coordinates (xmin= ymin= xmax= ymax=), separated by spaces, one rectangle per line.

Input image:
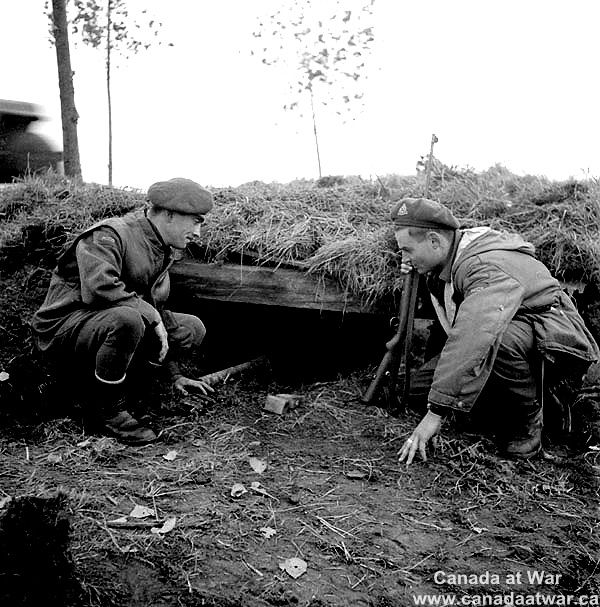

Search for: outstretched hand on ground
xmin=398 ymin=410 xmax=442 ymax=466
xmin=173 ymin=375 xmax=215 ymax=396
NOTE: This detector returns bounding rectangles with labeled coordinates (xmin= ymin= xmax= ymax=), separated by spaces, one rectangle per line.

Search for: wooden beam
xmin=170 ymin=260 xmax=379 ymax=314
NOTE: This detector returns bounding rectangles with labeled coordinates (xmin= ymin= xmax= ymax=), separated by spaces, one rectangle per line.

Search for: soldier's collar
xmin=438 ymin=231 xmax=462 ymax=283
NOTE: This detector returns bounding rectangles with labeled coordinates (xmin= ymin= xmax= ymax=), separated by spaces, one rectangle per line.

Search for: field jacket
xmin=427 ymin=228 xmax=599 ymax=413
xmin=31 ymin=210 xmax=176 ymax=352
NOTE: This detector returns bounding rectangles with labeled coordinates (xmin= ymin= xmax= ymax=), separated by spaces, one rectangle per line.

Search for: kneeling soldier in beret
xmin=31 ymin=178 xmax=214 ymax=444
xmin=391 ymin=197 xmax=599 ymax=465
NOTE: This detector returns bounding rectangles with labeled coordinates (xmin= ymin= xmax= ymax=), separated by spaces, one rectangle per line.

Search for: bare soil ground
xmin=1 ymin=267 xmax=599 ymax=607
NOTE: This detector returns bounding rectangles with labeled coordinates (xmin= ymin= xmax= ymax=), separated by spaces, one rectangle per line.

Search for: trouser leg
xmin=56 ymin=307 xmax=156 ymax=444
xmin=406 ymin=318 xmax=543 ymax=457
xmin=165 ymin=312 xmax=206 ymax=353
xmin=475 ymin=318 xmax=542 ymax=456
xmin=129 ymin=311 xmax=206 ymax=370
xmin=405 ymin=356 xmax=438 ymax=413
xmin=126 ymin=311 xmax=207 ymax=407
xmin=72 ymin=306 xmax=146 ymax=384
xmin=159 ymin=312 xmax=207 ymax=379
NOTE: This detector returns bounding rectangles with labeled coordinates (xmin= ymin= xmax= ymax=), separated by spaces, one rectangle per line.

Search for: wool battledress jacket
xmin=31 ymin=210 xmax=176 ymax=352
xmin=426 ymin=227 xmax=599 ymax=413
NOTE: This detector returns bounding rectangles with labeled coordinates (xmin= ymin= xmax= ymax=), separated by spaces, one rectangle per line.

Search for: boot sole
xmin=103 ymin=428 xmax=158 ymax=445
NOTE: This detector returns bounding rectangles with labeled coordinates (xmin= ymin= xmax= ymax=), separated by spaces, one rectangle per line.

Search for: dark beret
xmin=147 ymin=178 xmax=213 ymax=216
xmin=390 ymin=197 xmax=459 ymax=230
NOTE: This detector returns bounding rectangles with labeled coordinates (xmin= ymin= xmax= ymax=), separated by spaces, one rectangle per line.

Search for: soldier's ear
xmin=428 ymin=231 xmax=442 ymax=248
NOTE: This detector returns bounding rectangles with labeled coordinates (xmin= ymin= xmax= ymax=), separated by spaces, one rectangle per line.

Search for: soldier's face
xmin=164 ymin=212 xmax=205 ymax=249
xmin=394 ymin=228 xmax=446 ymax=274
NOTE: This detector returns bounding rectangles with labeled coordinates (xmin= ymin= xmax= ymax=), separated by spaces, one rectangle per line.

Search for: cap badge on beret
xmin=390 ymin=197 xmax=459 ymax=230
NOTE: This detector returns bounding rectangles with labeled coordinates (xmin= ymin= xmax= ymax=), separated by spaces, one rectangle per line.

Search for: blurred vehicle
xmin=0 ymin=99 xmax=63 ymax=183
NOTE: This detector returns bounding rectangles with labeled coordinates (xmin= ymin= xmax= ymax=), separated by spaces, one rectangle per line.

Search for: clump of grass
xmin=306 ymin=227 xmax=402 ymax=305
xmin=0 ymin=174 xmax=144 ymax=270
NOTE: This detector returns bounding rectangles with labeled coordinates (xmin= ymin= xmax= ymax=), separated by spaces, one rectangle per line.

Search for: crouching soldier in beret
xmin=392 ymin=197 xmax=599 ymax=465
xmin=31 ymin=178 xmax=214 ymax=445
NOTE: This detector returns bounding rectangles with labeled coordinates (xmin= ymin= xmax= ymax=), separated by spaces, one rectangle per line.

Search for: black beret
xmin=147 ymin=178 xmax=213 ymax=216
xmin=390 ymin=197 xmax=459 ymax=230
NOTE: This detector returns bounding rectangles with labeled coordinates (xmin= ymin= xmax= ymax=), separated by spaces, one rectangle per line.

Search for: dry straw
xmin=1 ymin=167 xmax=600 ymax=305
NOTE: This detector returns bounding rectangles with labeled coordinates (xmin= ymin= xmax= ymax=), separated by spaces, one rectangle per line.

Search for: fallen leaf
xmin=0 ymin=496 xmax=11 ymax=509
xmin=248 ymin=457 xmax=267 ymax=474
xmin=345 ymin=469 xmax=367 ymax=480
xmin=279 ymin=557 xmax=307 ymax=579
xmin=230 ymin=483 xmax=248 ymax=498
xmin=0 ymin=371 xmax=9 ymax=382
xmin=151 ymin=516 xmax=177 ymax=535
xmin=108 ymin=516 xmax=129 ymax=524
xmin=47 ymin=453 xmax=62 ymax=464
xmin=129 ymin=504 xmax=155 ymax=519
xmin=77 ymin=438 xmax=91 ymax=448
xmin=163 ymin=450 xmax=178 ymax=461
xmin=260 ymin=526 xmax=277 ymax=539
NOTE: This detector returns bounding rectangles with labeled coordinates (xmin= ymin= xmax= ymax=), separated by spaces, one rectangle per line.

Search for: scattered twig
xmin=242 ymin=560 xmax=264 ymax=577
xmin=397 ymin=512 xmax=452 ymax=531
xmin=314 ymin=515 xmax=355 ymax=539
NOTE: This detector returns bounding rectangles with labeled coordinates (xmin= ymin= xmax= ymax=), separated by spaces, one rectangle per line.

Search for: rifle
xmin=362 ymin=134 xmax=438 ymax=412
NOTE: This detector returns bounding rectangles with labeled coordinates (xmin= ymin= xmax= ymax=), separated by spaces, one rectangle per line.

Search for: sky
xmin=2 ymin=1 xmax=600 ymax=190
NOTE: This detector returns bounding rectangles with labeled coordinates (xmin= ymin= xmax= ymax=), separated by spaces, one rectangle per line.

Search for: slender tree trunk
xmin=309 ymin=89 xmax=322 ymax=178
xmin=51 ymin=0 xmax=82 ymax=180
xmin=106 ymin=0 xmax=113 ymax=186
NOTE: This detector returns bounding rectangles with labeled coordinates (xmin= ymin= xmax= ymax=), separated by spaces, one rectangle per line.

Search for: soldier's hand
xmin=398 ymin=411 xmax=442 ymax=466
xmin=173 ymin=375 xmax=215 ymax=396
xmin=154 ymin=320 xmax=169 ymax=363
xmin=400 ymin=254 xmax=413 ymax=274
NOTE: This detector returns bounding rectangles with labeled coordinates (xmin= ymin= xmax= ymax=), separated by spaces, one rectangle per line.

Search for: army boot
xmin=91 ymin=379 xmax=157 ymax=445
xmin=500 ymin=401 xmax=543 ymax=459
xmin=103 ymin=410 xmax=157 ymax=445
